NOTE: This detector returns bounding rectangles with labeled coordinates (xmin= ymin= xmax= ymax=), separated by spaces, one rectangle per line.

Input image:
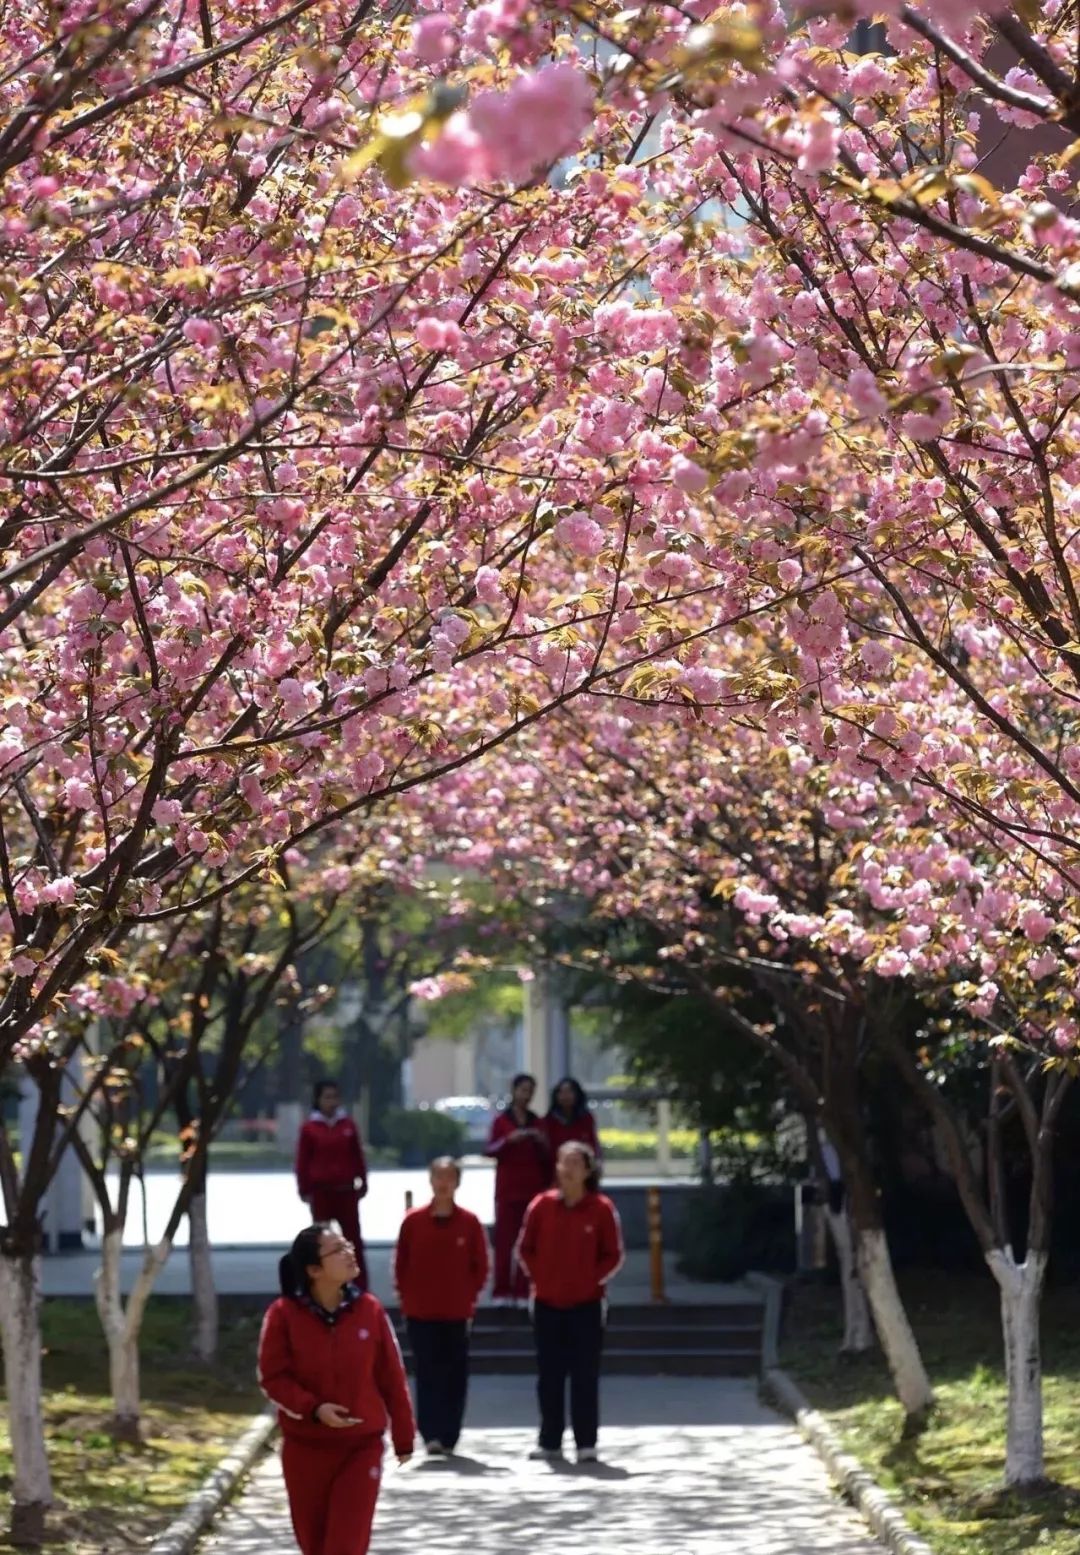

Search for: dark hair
xmin=430 ymin=1154 xmax=462 ymax=1183
xmin=313 ymin=1078 xmax=339 ymax=1108
xmin=278 ymin=1223 xmax=334 ymax=1298
xmin=511 ymin=1072 xmax=536 ymax=1092
xmin=550 ymin=1076 xmax=588 ymax=1119
xmin=558 ymin=1140 xmax=601 ymax=1192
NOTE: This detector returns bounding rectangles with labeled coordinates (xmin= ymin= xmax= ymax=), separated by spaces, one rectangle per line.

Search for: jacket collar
xmin=296 ymin=1281 xmax=362 ymax=1325
xmin=309 ymin=1108 xmax=349 ymax=1125
xmin=427 ymin=1199 xmax=459 ymax=1219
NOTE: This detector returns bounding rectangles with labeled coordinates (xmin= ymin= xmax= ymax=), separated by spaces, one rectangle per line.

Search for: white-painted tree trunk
xmin=0 ymin=1253 xmax=52 ymax=1543
xmin=986 ymin=1247 xmax=1048 ymax=1487
xmin=188 ymin=1190 xmax=218 ymax=1362
xmin=94 ymin=1228 xmax=174 ymax=1440
xmin=856 ymin=1226 xmax=934 ymax=1421
xmin=826 ymin=1207 xmax=874 ymax=1353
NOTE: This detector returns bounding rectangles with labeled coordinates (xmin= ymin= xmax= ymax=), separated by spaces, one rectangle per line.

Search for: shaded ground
xmin=783 ymin=1275 xmax=1080 ymax=1555
xmin=0 ymin=1302 xmax=262 ymax=1554
xmin=203 ymin=1376 xmax=883 ymax=1555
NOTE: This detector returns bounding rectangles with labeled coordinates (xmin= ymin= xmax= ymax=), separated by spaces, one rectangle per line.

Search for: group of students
xmin=292 ymin=1071 xmax=602 ymax=1308
xmin=261 ymin=1072 xmax=622 ymax=1555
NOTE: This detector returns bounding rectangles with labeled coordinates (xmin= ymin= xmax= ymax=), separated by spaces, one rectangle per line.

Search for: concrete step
xmin=461 ymin=1349 xmax=761 ymax=1377
xmin=417 ymin=1323 xmax=760 ymax=1353
xmin=391 ymin=1300 xmax=764 ymax=1378
xmin=388 ymin=1303 xmax=763 ymax=1329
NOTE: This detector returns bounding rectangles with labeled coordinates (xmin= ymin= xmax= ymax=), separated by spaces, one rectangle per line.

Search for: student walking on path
xmin=485 ymin=1072 xmax=549 ymax=1305
xmin=295 ymin=1080 xmax=369 ymax=1288
xmin=541 ymin=1076 xmax=601 ymax=1174
xmin=257 ymin=1224 xmax=414 ymax=1555
xmin=516 ymin=1141 xmax=624 ymax=1463
xmin=394 ymin=1156 xmax=490 ymax=1456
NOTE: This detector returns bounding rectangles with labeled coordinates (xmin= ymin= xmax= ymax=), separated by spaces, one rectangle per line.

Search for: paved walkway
xmin=203 ymin=1377 xmax=883 ymax=1555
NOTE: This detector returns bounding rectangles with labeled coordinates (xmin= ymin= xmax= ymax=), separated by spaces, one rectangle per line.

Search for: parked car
xmin=431 ymin=1095 xmax=496 ymax=1150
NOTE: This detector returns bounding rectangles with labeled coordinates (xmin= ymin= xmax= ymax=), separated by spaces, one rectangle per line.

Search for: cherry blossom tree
xmin=5 ymin=0 xmax=1080 ymax=1531
xmin=413 ymin=673 xmax=1077 ymax=1476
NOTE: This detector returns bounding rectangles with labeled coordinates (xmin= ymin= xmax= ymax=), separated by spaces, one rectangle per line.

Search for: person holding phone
xmin=258 ymin=1224 xmax=414 ymax=1555
xmin=484 ymin=1072 xmax=549 ymax=1305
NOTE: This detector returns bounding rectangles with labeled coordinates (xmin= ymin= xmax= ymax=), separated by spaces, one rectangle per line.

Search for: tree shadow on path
xmin=204 ymin=1378 xmax=883 ymax=1555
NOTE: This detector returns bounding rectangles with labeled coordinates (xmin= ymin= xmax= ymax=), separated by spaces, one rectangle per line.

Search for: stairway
xmin=390 ymin=1301 xmax=763 ymax=1377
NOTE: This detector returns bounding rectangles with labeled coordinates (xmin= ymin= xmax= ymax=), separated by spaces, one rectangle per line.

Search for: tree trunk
xmin=94 ymin=1226 xmax=173 ymax=1442
xmin=825 ymin=1207 xmax=874 ymax=1353
xmin=0 ymin=1251 xmax=52 ymax=1545
xmin=855 ymin=1225 xmax=935 ymax=1427
xmin=188 ymin=1185 xmax=218 ymax=1363
xmin=95 ymin=1228 xmax=140 ymax=1442
xmin=987 ymin=1247 xmax=1048 ymax=1488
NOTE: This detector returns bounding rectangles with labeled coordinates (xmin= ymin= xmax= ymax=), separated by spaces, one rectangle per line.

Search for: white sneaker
xmin=528 ymin=1446 xmax=563 ymax=1461
xmin=426 ymin=1442 xmax=447 ymax=1457
xmin=577 ymin=1447 xmax=599 ymax=1464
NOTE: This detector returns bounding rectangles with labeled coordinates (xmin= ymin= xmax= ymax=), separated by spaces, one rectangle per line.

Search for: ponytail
xmin=279 ymin=1224 xmax=331 ymax=1298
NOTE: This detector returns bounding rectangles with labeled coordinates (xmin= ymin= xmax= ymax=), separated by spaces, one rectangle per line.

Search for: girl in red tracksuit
xmin=258 ymin=1224 xmax=415 ymax=1555
xmin=516 ymin=1141 xmax=624 ymax=1464
xmin=485 ymin=1072 xmax=549 ymax=1303
xmin=541 ymin=1077 xmax=601 ymax=1176
xmin=295 ymin=1080 xmax=369 ymax=1288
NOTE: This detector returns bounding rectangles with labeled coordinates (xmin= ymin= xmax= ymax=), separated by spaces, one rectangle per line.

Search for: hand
xmin=316 ymin=1403 xmax=356 ymax=1429
xmin=396 ymin=1452 xmax=413 ymax=1466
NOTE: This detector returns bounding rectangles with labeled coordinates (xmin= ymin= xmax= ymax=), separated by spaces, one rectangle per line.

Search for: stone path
xmin=202 ymin=1376 xmax=883 ymax=1555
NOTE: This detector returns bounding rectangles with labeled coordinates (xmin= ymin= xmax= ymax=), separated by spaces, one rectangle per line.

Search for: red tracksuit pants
xmin=492 ymin=1198 xmax=531 ymax=1299
xmin=308 ymin=1189 xmax=368 ymax=1289
xmin=281 ymin=1435 xmax=383 ymax=1555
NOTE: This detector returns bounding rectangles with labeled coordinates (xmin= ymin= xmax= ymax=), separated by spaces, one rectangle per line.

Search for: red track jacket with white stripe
xmin=258 ymin=1290 xmax=414 ymax=1454
xmin=516 ymin=1189 xmax=624 ymax=1307
xmin=394 ymin=1203 xmax=490 ymax=1321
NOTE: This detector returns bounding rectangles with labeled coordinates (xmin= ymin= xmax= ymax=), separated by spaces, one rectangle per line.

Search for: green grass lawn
xmin=0 ymin=1300 xmax=264 ymax=1553
xmin=783 ymin=1275 xmax=1080 ymax=1555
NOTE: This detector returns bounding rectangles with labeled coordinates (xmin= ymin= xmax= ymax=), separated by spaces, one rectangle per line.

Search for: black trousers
xmin=533 ymin=1299 xmax=603 ymax=1450
xmin=406 ymin=1318 xmax=470 ymax=1450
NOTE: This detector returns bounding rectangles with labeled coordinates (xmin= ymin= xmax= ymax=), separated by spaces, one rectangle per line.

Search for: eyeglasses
xmin=320 ymin=1241 xmax=355 ymax=1260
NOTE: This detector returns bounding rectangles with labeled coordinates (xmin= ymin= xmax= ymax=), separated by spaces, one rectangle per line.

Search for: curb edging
xmin=148 ymin=1409 xmax=277 ymax=1555
xmin=763 ymin=1367 xmax=935 ymax=1555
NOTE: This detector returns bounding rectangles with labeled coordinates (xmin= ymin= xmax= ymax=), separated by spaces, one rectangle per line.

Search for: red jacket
xmin=394 ymin=1203 xmax=490 ymax=1321
xmin=542 ymin=1108 xmax=601 ymax=1167
xmin=516 ymin=1189 xmax=624 ymax=1308
xmin=485 ymin=1108 xmax=549 ymax=1204
xmin=295 ymin=1111 xmax=367 ymax=1199
xmin=258 ymin=1290 xmax=414 ymax=1455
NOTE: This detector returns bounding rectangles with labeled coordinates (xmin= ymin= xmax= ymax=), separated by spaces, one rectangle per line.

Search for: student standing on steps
xmin=258 ymin=1224 xmax=414 ymax=1555
xmin=485 ymin=1072 xmax=549 ymax=1305
xmin=541 ymin=1076 xmax=602 ymax=1174
xmin=295 ymin=1080 xmax=369 ymax=1288
xmin=516 ymin=1141 xmax=624 ymax=1464
xmin=394 ymin=1156 xmax=490 ymax=1457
